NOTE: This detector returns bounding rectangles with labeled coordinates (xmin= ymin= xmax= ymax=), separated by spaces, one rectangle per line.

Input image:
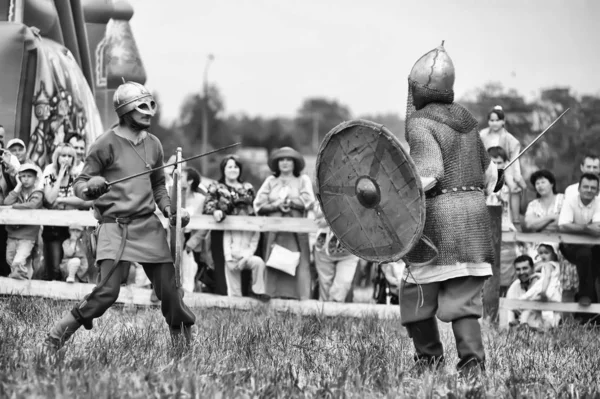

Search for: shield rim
xmin=315 ymin=119 xmax=426 ymax=263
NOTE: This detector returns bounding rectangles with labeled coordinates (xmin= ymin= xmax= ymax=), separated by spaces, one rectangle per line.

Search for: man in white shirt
xmin=564 ymin=154 xmax=599 ymax=199
xmin=558 ymin=173 xmax=600 ymax=307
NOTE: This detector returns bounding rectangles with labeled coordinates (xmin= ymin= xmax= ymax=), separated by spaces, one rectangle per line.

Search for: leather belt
xmin=426 ymin=186 xmax=484 ymax=199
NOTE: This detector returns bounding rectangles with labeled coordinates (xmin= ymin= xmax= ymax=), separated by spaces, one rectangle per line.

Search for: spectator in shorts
xmin=3 ymin=163 xmax=44 ymax=279
xmin=558 ymin=173 xmax=600 ymax=307
xmin=59 ymin=223 xmax=89 ymax=283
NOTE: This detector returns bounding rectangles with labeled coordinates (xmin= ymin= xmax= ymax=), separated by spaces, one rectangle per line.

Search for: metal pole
xmin=201 ymin=54 xmax=214 ymax=174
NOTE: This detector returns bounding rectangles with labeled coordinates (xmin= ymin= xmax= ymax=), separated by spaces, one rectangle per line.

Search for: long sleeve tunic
xmin=73 ymin=130 xmax=172 ymax=263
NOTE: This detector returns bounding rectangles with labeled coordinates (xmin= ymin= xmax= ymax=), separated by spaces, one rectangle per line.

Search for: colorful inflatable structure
xmin=0 ymin=0 xmax=147 ymax=168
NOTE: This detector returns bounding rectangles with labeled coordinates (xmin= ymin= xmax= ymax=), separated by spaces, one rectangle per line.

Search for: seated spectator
xmin=479 ymin=105 xmax=527 ymax=225
xmin=59 ymin=223 xmax=89 ymax=283
xmin=519 ymin=243 xmax=563 ymax=329
xmin=67 ymin=134 xmax=87 ymax=177
xmin=3 ymin=163 xmax=44 ymax=279
xmin=506 ymin=255 xmax=538 ymax=326
xmin=313 ymin=202 xmax=359 ymax=302
xmin=6 ymin=138 xmax=31 ymax=164
xmin=205 ymin=155 xmax=266 ymax=298
xmin=254 ymin=147 xmax=314 ymax=300
xmin=558 ymin=173 xmax=600 ymax=307
xmin=43 ymin=143 xmax=93 ymax=281
xmin=486 ymin=146 xmax=518 ymax=296
xmin=565 ymin=154 xmax=599 ymax=199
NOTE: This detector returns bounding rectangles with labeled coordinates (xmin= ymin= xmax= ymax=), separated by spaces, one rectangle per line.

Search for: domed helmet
xmin=407 ymin=41 xmax=455 ymax=112
xmin=113 ymin=81 xmax=157 ymax=117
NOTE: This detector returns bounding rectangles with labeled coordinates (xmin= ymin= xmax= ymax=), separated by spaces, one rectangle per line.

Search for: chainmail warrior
xmin=401 ymin=42 xmax=498 ymax=374
xmin=43 ymin=82 xmax=195 ymax=352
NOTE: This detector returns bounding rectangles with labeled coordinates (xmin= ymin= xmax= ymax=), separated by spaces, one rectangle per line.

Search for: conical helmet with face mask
xmin=113 ymin=81 xmax=157 ymax=117
xmin=406 ymin=42 xmax=455 ymax=116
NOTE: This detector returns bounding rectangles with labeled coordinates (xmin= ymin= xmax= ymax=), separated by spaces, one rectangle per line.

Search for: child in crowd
xmin=59 ymin=223 xmax=89 ymax=283
xmin=520 ymin=243 xmax=563 ymax=328
xmin=3 ymin=164 xmax=43 ymax=279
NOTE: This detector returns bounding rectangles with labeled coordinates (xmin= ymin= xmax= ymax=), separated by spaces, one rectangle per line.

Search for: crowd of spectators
xmin=1 ymin=106 xmax=599 ymax=317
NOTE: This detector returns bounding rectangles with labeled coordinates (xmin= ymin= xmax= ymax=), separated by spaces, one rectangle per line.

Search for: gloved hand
xmin=85 ymin=176 xmax=110 ymax=199
xmin=164 ymin=206 xmax=190 ymax=228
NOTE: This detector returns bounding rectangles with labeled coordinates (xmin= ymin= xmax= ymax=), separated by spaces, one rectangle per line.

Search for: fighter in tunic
xmin=44 ymin=82 xmax=196 ymax=351
xmin=401 ymin=43 xmax=498 ymax=374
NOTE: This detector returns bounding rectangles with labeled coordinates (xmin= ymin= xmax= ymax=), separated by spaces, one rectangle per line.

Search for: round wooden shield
xmin=315 ymin=119 xmax=425 ymax=263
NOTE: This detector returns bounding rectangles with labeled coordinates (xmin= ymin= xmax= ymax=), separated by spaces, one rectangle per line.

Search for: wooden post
xmin=483 ymin=205 xmax=502 ymax=322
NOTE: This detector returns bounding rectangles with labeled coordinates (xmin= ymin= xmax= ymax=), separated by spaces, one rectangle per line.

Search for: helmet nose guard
xmin=113 ymin=81 xmax=157 ymax=117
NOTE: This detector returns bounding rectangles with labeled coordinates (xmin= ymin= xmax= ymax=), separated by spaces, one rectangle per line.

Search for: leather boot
xmin=405 ymin=318 xmax=445 ymax=370
xmin=45 ymin=312 xmax=82 ymax=351
xmin=452 ymin=317 xmax=485 ymax=376
xmin=170 ymin=325 xmax=194 ymax=348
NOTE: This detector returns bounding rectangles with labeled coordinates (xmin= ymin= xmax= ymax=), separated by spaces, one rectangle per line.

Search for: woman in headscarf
xmin=254 ymin=147 xmax=314 ymax=300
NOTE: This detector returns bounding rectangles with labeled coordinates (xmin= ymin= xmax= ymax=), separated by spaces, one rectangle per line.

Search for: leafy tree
xmin=295 ymin=98 xmax=352 ymax=153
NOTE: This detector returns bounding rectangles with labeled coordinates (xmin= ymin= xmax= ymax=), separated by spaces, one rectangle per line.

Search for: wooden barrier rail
xmin=499 ymin=298 xmax=600 ymax=329
xmin=1 ymin=208 xmax=600 ymax=244
xmin=1 ymin=208 xmax=599 ymax=321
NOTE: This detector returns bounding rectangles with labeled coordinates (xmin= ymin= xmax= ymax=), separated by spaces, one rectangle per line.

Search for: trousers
xmin=72 ymin=259 xmax=196 ymax=329
xmin=400 ymin=276 xmax=487 ymax=370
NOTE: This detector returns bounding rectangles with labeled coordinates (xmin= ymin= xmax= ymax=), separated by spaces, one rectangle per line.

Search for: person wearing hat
xmin=254 ymin=147 xmax=315 ymax=300
xmin=43 ymin=81 xmax=195 ymax=353
xmin=6 ymin=138 xmax=31 ymax=165
xmin=3 ymin=163 xmax=44 ymax=279
xmin=58 ymin=223 xmax=89 ymax=283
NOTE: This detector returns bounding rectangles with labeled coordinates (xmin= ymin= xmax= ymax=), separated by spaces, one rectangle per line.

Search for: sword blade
xmin=107 ymin=142 xmax=240 ymax=186
xmin=504 ymin=108 xmax=570 ymax=170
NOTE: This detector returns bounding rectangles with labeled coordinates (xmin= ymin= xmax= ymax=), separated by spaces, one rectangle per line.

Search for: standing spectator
xmin=313 ymin=203 xmax=359 ymax=302
xmin=0 ymin=145 xmax=21 ymax=277
xmin=179 ymin=167 xmax=206 ymax=293
xmin=254 ymin=147 xmax=314 ymax=300
xmin=564 ymin=154 xmax=600 ymax=199
xmin=486 ymin=146 xmax=517 ymax=296
xmin=6 ymin=138 xmax=31 ymax=165
xmin=0 ymin=124 xmax=5 ymax=148
xmin=3 ymin=164 xmax=44 ymax=279
xmin=204 ymin=155 xmax=265 ymax=297
xmin=59 ymin=223 xmax=88 ymax=283
xmin=67 ymin=134 xmax=87 ymax=176
xmin=480 ymin=105 xmax=527 ymax=225
xmin=42 ymin=143 xmax=92 ymax=280
xmin=558 ymin=173 xmax=600 ymax=307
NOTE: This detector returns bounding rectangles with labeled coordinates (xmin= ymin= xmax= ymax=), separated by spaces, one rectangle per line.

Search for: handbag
xmin=266 ymin=244 xmax=300 ymax=276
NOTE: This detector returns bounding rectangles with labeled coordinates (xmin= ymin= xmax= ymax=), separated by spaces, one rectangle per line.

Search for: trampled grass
xmin=0 ymin=296 xmax=599 ymax=398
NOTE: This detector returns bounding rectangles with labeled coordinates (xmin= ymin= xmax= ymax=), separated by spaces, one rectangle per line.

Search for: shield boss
xmin=316 ymin=119 xmax=425 ymax=263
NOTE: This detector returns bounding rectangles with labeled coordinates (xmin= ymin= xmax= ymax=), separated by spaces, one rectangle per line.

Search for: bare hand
xmin=213 ymin=210 xmax=225 ymax=223
xmin=279 ymin=203 xmax=291 ymax=213
xmin=585 ymin=223 xmax=600 ymax=237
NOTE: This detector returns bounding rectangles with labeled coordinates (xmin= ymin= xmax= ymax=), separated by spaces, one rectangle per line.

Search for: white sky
xmin=128 ymin=0 xmax=600 ymax=123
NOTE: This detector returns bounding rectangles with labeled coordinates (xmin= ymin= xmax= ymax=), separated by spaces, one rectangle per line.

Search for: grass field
xmin=1 ymin=296 xmax=599 ymax=398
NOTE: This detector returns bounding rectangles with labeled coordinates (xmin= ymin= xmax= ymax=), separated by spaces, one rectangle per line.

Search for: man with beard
xmin=43 ymin=81 xmax=195 ymax=351
xmin=401 ymin=42 xmax=498 ymax=376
